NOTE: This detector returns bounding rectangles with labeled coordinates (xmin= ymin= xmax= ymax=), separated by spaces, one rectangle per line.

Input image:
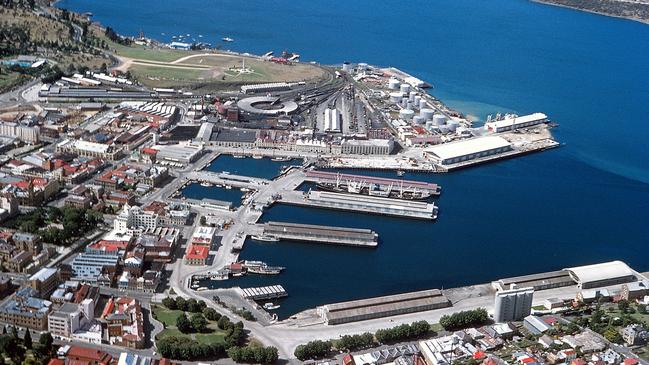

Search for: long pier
xmin=278 ymin=190 xmax=438 ymax=220
xmin=263 ymin=221 xmax=378 ymax=247
xmin=240 ymin=285 xmax=288 ymax=300
xmin=305 ymin=170 xmax=441 ymax=195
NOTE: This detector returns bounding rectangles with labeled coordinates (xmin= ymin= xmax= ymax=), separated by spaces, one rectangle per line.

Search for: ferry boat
xmin=248 ymin=266 xmax=284 ymax=275
xmin=263 ymin=302 xmax=280 ymax=310
xmin=222 ymin=37 xmax=234 ymax=42
xmin=200 ymin=182 xmax=213 ymax=187
xmin=271 ymin=156 xmax=293 ymax=162
xmin=250 ymin=235 xmax=279 ymax=242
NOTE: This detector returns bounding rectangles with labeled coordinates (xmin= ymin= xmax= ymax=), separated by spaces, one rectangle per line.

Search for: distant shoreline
xmin=531 ymin=0 xmax=649 ymax=25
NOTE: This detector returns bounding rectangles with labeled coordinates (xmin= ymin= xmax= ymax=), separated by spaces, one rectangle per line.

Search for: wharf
xmin=240 ymin=285 xmax=288 ymax=300
xmin=186 ymin=170 xmax=270 ymax=189
xmin=169 ymin=197 xmax=232 ymax=211
xmin=278 ymin=190 xmax=438 ymax=220
xmin=263 ymin=221 xmax=378 ymax=247
xmin=305 ymin=170 xmax=441 ymax=195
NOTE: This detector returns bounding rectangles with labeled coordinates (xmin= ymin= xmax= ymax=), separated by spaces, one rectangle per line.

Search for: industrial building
xmin=241 ymin=82 xmax=293 ymax=94
xmin=493 ymin=286 xmax=534 ymax=323
xmin=484 ymin=113 xmax=547 ymax=133
xmin=340 ymin=138 xmax=394 ymax=155
xmin=237 ymin=96 xmax=299 ymax=116
xmin=424 ymin=136 xmax=512 ymax=166
xmin=317 ymin=289 xmax=450 ymax=325
xmin=56 ymin=139 xmax=125 ymax=161
xmin=151 ymin=142 xmax=203 ymax=166
xmin=566 ymin=260 xmax=636 ymax=289
xmin=323 ymin=108 xmax=341 ymax=132
xmin=492 ymin=270 xmax=575 ymax=291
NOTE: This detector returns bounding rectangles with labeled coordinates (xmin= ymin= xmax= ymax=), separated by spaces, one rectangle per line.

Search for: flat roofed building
xmin=566 ymin=260 xmax=636 ymax=289
xmin=424 ymin=136 xmax=512 ymax=166
xmin=152 ymin=143 xmax=202 ymax=165
xmin=492 ymin=270 xmax=574 ymax=291
xmin=494 ymin=286 xmax=534 ymax=323
xmin=317 ymin=289 xmax=450 ymax=325
xmin=484 ymin=113 xmax=547 ymax=133
xmin=341 ymin=139 xmax=394 ymax=155
xmin=30 ymin=267 xmax=59 ymax=297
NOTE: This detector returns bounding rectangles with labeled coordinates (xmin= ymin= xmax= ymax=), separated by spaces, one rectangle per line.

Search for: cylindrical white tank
xmin=414 ymin=95 xmax=421 ymax=106
xmin=400 ymin=84 xmax=411 ymax=94
xmin=342 ymin=62 xmax=353 ymax=73
xmin=358 ymin=62 xmax=368 ymax=70
xmin=406 ymin=101 xmax=413 ymax=110
xmin=399 ymin=109 xmax=415 ymax=120
xmin=413 ymin=116 xmax=425 ymax=125
xmin=408 ymin=91 xmax=417 ymax=102
xmin=420 ymin=108 xmax=435 ymax=120
xmin=447 ymin=120 xmax=460 ymax=132
xmin=425 ymin=121 xmax=435 ymax=130
xmin=389 ymin=92 xmax=402 ymax=103
xmin=439 ymin=125 xmax=450 ymax=134
xmin=433 ymin=114 xmax=447 ymax=126
xmin=388 ymin=78 xmax=400 ymax=90
xmin=419 ymin=100 xmax=427 ymax=109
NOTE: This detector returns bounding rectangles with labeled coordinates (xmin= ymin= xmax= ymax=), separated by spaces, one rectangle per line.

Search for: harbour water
xmin=57 ymin=0 xmax=649 ymax=317
xmin=204 ymin=155 xmax=300 ymax=180
xmin=180 ymin=183 xmax=244 ymax=207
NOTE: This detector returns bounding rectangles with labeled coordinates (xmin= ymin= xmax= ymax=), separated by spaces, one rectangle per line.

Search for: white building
xmin=484 ymin=113 xmax=547 ymax=133
xmin=494 ymin=285 xmax=534 ymax=323
xmin=341 ymin=139 xmax=394 ymax=155
xmin=0 ymin=121 xmax=40 ymax=143
xmin=152 ymin=142 xmax=203 ymax=166
xmin=48 ymin=303 xmax=83 ymax=339
xmin=56 ymin=139 xmax=123 ymax=160
xmin=323 ymin=108 xmax=341 ymax=132
xmin=114 ymin=204 xmax=160 ymax=234
xmin=425 ymin=136 xmax=512 ymax=166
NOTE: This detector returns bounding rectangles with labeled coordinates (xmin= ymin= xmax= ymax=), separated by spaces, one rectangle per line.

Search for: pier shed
xmin=566 ymin=261 xmax=636 ymax=289
xmin=317 ymin=289 xmax=450 ymax=325
xmin=492 ymin=270 xmax=574 ymax=291
xmin=424 ymin=136 xmax=512 ymax=166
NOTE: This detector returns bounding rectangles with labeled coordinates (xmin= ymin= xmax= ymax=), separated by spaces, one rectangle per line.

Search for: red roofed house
xmin=184 ymin=244 xmax=209 ymax=266
xmin=56 ymin=346 xmax=112 ymax=365
xmin=624 ymin=358 xmax=639 ymax=365
xmin=571 ymin=359 xmax=587 ymax=365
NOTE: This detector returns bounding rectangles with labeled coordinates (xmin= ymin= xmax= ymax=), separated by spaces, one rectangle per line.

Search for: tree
xmin=217 ymin=315 xmax=232 ymax=330
xmin=603 ymin=327 xmax=622 ymax=343
xmin=175 ymin=297 xmax=187 ymax=311
xmin=23 ymin=328 xmax=31 ymax=349
xmin=190 ymin=313 xmax=208 ymax=333
xmin=176 ymin=313 xmax=192 ymax=333
xmin=294 ymin=340 xmax=332 ymax=361
xmin=618 ymin=300 xmax=630 ymax=313
xmin=439 ymin=308 xmax=489 ymax=331
xmin=203 ymin=307 xmax=220 ymax=321
xmin=200 ymin=216 xmax=207 ymax=226
xmin=162 ymin=297 xmax=177 ymax=310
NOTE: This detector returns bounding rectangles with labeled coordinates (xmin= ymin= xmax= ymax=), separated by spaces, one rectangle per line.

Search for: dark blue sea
xmin=58 ymin=0 xmax=649 ymax=318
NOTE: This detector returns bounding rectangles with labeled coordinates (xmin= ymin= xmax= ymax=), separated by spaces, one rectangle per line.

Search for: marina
xmin=262 ymin=221 xmax=379 ymax=247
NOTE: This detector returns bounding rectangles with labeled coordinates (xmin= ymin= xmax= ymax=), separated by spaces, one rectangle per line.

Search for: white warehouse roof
xmin=566 ymin=261 xmax=635 ymax=285
xmin=485 ymin=112 xmax=547 ymax=130
xmin=425 ymin=136 xmax=511 ymax=161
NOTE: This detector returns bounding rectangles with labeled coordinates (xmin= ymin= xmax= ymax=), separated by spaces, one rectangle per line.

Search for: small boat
xmin=222 ymin=171 xmax=231 ymax=175
xmin=222 ymin=37 xmax=234 ymax=42
xmin=200 ymin=182 xmax=212 ymax=187
xmin=191 ymin=284 xmax=200 ymax=289
xmin=397 ymin=170 xmax=405 ymax=177
xmin=251 ymin=235 xmax=279 ymax=242
xmin=232 ymin=155 xmax=246 ymax=159
xmin=240 ymin=187 xmax=251 ymax=192
xmin=271 ymin=156 xmax=293 ymax=162
xmin=252 ymin=155 xmax=263 ymax=159
xmin=224 ymin=185 xmax=232 ymax=190
xmin=196 ymin=287 xmax=208 ymax=291
xmin=263 ymin=302 xmax=280 ymax=310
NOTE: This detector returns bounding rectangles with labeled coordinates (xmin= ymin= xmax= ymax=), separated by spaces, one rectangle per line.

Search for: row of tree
xmin=227 ymin=345 xmax=279 ymax=364
xmin=162 ymin=296 xmax=207 ymax=313
xmin=439 ymin=308 xmax=490 ymax=331
xmin=294 ymin=320 xmax=433 ymax=361
xmin=156 ymin=336 xmax=225 ymax=361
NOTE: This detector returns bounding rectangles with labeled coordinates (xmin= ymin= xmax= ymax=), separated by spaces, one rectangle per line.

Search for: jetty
xmin=263 ymin=221 xmax=378 ymax=247
xmin=305 ymin=170 xmax=441 ymax=196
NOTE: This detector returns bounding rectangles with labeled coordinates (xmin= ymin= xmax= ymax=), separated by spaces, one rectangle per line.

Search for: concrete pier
xmin=305 ymin=170 xmax=441 ymax=195
xmin=263 ymin=221 xmax=378 ymax=247
xmin=240 ymin=285 xmax=288 ymax=300
xmin=278 ymin=190 xmax=438 ymax=220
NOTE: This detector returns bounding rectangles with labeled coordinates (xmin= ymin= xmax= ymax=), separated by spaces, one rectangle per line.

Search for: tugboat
xmin=222 ymin=37 xmax=234 ymax=42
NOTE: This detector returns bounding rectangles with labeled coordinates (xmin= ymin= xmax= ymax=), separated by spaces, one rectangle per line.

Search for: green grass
xmin=0 ymin=71 xmax=28 ymax=93
xmin=129 ymin=64 xmax=205 ymax=87
xmin=153 ymin=305 xmax=227 ymax=345
xmin=110 ymin=43 xmax=197 ymax=62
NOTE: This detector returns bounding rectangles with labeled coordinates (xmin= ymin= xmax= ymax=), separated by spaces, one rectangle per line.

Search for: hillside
xmin=533 ymin=0 xmax=649 ymax=24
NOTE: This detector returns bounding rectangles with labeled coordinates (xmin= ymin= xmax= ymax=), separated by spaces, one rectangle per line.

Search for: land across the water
xmin=532 ymin=0 xmax=649 ymax=24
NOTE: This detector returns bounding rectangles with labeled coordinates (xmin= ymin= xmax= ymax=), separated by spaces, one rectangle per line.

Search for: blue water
xmin=181 ymin=183 xmax=244 ymax=206
xmin=57 ymin=0 xmax=649 ymax=316
xmin=205 ymin=155 xmax=300 ymax=179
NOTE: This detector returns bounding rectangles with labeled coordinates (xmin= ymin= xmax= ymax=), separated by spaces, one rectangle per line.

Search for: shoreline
xmin=531 ymin=0 xmax=649 ymax=25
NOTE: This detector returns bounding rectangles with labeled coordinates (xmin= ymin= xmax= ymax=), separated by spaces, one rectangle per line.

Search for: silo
xmin=409 ymin=91 xmax=417 ymax=102
xmin=407 ymin=101 xmax=413 ymax=110
xmin=389 ymin=92 xmax=402 ymax=103
xmin=420 ymin=108 xmax=435 ymax=120
xmin=399 ymin=109 xmax=415 ymax=120
xmin=419 ymin=99 xmax=427 ymax=109
xmin=388 ymin=78 xmax=400 ymax=90
xmin=433 ymin=114 xmax=447 ymax=126
xmin=414 ymin=95 xmax=421 ymax=106
xmin=400 ymin=84 xmax=411 ymax=94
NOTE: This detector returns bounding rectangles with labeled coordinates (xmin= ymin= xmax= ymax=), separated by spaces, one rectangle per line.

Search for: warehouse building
xmin=341 ymin=138 xmax=394 ymax=155
xmin=152 ymin=142 xmax=203 ymax=166
xmin=484 ymin=113 xmax=547 ymax=133
xmin=317 ymin=289 xmax=450 ymax=325
xmin=424 ymin=136 xmax=512 ymax=166
xmin=56 ymin=139 xmax=124 ymax=160
xmin=492 ymin=270 xmax=575 ymax=291
xmin=566 ymin=260 xmax=636 ymax=289
xmin=241 ymin=82 xmax=292 ymax=94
